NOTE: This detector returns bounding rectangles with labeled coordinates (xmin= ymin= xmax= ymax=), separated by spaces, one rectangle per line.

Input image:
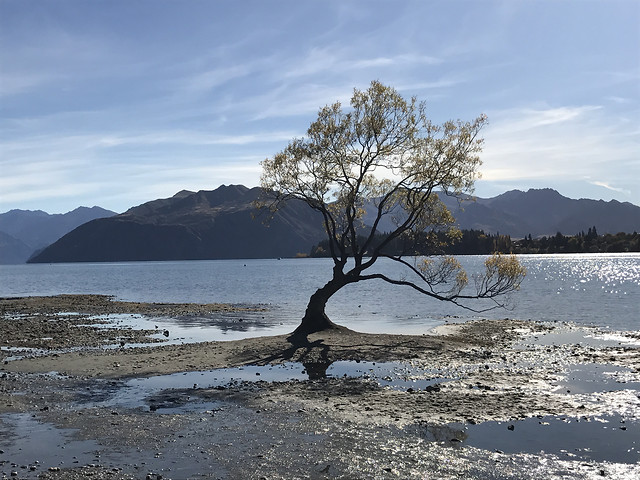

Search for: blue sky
xmin=1 ymin=0 xmax=638 ymax=214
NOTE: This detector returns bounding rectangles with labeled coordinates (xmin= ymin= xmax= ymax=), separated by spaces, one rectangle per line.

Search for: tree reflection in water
xmin=302 ymin=360 xmax=333 ymax=380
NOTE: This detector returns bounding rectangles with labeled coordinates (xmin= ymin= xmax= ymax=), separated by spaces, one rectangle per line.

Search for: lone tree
xmin=261 ymin=81 xmax=525 ymax=335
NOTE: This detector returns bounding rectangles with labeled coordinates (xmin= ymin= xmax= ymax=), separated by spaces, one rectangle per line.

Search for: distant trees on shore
xmin=309 ymin=227 xmax=640 ymax=257
xmin=511 ymin=228 xmax=639 ymax=254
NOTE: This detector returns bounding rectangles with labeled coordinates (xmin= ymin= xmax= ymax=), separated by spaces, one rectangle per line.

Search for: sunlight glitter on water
xmin=526 ymin=254 xmax=640 ymax=291
xmin=2 ymin=254 xmax=639 ymax=329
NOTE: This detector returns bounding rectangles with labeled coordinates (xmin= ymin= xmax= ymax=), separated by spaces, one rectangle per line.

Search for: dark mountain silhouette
xmin=29 ymin=185 xmax=325 ymax=263
xmin=443 ymin=188 xmax=640 ymax=237
xmin=0 ymin=206 xmax=117 ymax=264
xmin=25 ymin=186 xmax=640 ymax=263
xmin=366 ymin=188 xmax=639 ymax=238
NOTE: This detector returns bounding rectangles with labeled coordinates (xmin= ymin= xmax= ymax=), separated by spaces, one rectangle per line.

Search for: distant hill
xmin=29 ymin=185 xmax=325 ymax=263
xmin=0 ymin=206 xmax=117 ymax=264
xmin=367 ymin=188 xmax=640 ymax=238
xmin=0 ymin=231 xmax=33 ymax=264
xmin=447 ymin=188 xmax=640 ymax=237
xmin=25 ymin=186 xmax=640 ymax=263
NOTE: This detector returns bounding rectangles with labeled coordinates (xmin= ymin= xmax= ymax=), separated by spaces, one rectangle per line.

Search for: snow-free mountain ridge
xmin=3 ymin=186 xmax=637 ymax=264
xmin=0 ymin=206 xmax=117 ymax=264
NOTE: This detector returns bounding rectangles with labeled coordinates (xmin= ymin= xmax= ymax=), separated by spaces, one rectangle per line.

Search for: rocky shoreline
xmin=1 ymin=295 xmax=639 ymax=479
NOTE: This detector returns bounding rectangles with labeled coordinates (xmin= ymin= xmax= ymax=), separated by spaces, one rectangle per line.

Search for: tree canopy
xmin=261 ymin=81 xmax=525 ymax=334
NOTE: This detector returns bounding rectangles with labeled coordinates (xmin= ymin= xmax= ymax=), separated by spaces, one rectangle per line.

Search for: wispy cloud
xmin=490 ymin=105 xmax=603 ymax=135
xmin=526 ymin=106 xmax=602 ymax=127
xmin=179 ymin=65 xmax=254 ymax=97
xmin=282 ymin=45 xmax=443 ymax=80
xmin=1 ymin=0 xmax=638 ymax=212
xmin=247 ymin=83 xmax=355 ymax=121
xmin=481 ymin=104 xmax=639 ymax=184
xmin=0 ymin=72 xmax=62 ymax=97
xmin=588 ymin=181 xmax=631 ymax=195
xmin=2 ymin=129 xmax=296 ymax=157
xmin=605 ymin=96 xmax=634 ymax=105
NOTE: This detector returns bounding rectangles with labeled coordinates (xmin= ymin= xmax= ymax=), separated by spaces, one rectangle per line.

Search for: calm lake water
xmin=1 ymin=254 xmax=638 ymax=335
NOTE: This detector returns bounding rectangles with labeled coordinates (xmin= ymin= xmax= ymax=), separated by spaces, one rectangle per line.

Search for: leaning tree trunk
xmin=292 ymin=277 xmax=348 ymax=336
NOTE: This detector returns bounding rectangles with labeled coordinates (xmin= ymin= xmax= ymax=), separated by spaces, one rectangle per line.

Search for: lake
xmin=1 ymin=254 xmax=638 ymax=337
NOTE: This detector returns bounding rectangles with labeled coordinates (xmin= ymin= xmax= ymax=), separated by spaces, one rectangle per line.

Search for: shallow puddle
xmin=418 ymin=415 xmax=640 ymax=464
xmin=93 ymin=311 xmax=296 ymax=345
xmin=554 ymin=363 xmax=640 ymax=394
xmin=328 ymin=361 xmax=448 ymax=390
xmin=519 ymin=326 xmax=640 ymax=349
xmin=0 ymin=412 xmax=229 ymax=479
xmin=0 ymin=413 xmax=101 ymax=477
xmin=80 ymin=361 xmax=448 ymax=413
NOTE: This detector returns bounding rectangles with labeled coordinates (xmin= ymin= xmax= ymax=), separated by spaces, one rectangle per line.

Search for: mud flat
xmin=1 ymin=295 xmax=639 ymax=479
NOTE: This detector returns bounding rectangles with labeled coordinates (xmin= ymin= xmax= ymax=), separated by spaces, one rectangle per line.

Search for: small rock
xmin=507 ymin=424 xmax=515 ymax=431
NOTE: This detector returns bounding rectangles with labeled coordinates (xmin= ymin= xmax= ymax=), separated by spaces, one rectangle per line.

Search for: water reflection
xmin=411 ymin=422 xmax=468 ymax=444
xmin=81 ymin=361 xmax=449 ymax=412
xmin=302 ymin=360 xmax=333 ymax=380
xmin=458 ymin=416 xmax=639 ymax=464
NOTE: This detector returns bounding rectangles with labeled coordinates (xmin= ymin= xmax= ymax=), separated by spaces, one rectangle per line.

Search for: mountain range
xmin=0 ymin=206 xmax=116 ymax=264
xmin=443 ymin=188 xmax=640 ymax=239
xmin=1 ymin=186 xmax=638 ymax=264
xmin=26 ymin=185 xmax=325 ymax=263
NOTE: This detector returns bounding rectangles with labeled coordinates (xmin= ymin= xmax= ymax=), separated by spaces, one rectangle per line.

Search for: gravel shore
xmin=1 ymin=295 xmax=639 ymax=479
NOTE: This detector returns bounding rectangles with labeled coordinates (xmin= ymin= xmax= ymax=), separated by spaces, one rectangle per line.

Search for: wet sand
xmin=1 ymin=295 xmax=639 ymax=479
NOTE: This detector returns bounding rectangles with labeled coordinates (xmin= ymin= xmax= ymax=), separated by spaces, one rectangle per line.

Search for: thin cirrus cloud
xmin=1 ymin=1 xmax=638 ymax=213
xmin=0 ymin=153 xmax=264 ymax=211
xmin=177 ymin=64 xmax=255 ymax=98
xmin=479 ymin=104 xmax=638 ymax=197
xmin=89 ymin=130 xmax=299 ymax=148
xmin=283 ymin=48 xmax=443 ymax=79
xmin=588 ymin=181 xmax=631 ymax=195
